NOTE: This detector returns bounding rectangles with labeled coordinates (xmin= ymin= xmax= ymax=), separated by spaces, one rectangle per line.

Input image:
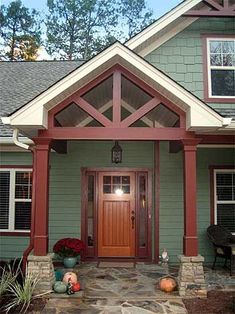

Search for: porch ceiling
xmin=2 ymin=42 xmax=231 ymax=138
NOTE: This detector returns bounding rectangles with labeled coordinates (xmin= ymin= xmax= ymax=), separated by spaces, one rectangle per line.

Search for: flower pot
xmin=63 ymin=257 xmax=77 ymax=268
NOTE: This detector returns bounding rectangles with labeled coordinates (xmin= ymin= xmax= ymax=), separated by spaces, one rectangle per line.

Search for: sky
xmin=0 ymin=0 xmax=183 ymax=19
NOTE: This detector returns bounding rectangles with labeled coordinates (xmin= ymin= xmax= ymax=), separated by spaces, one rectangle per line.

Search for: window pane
xmin=0 ymin=172 xmax=10 ymax=229
xmin=103 ymin=176 xmax=111 ymax=184
xmin=15 ymin=202 xmax=31 ymax=230
xmin=222 ymin=54 xmax=233 ymax=66
xmin=103 ymin=185 xmax=111 ymax=194
xmin=210 ymin=41 xmax=222 ymax=53
xmin=211 ymin=70 xmax=235 ymax=96
xmin=217 ymin=204 xmax=235 ymax=233
xmin=222 ymin=41 xmax=234 ymax=54
xmin=210 ymin=54 xmax=222 ymax=66
xmin=217 ymin=187 xmax=233 ymax=201
xmin=139 ymin=175 xmax=147 ymax=247
xmin=113 ymin=176 xmax=121 ymax=184
xmin=217 ymin=173 xmax=232 ymax=186
xmin=15 ymin=171 xmax=32 ymax=199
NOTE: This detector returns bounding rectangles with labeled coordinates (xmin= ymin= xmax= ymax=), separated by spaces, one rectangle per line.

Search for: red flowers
xmin=53 ymin=238 xmax=85 ymax=257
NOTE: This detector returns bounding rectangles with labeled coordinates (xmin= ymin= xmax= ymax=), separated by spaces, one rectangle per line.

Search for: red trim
xmin=185 ymin=10 xmax=235 ymax=17
xmin=201 ymin=34 xmax=235 ymax=104
xmin=182 ymin=139 xmax=201 ymax=256
xmin=0 ymin=165 xmax=32 ymax=168
xmin=154 ymin=141 xmax=160 ymax=263
xmin=209 ymin=165 xmax=235 ymax=225
xmin=38 ymin=127 xmax=194 ymax=140
xmin=113 ymin=71 xmax=121 ymax=125
xmin=32 ymin=139 xmax=52 ymax=256
xmin=0 ymin=232 xmax=30 ymax=236
xmin=121 ymin=98 xmax=160 ymax=128
xmin=197 ymin=135 xmax=235 ymax=145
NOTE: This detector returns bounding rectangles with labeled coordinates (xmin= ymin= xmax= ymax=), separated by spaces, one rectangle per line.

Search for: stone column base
xmin=27 ymin=254 xmax=55 ymax=293
xmin=178 ymin=255 xmax=207 ymax=297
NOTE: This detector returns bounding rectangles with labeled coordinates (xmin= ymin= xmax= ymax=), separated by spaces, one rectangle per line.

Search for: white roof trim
xmin=4 ymin=42 xmax=229 ymax=131
xmin=126 ymin=0 xmax=202 ymax=51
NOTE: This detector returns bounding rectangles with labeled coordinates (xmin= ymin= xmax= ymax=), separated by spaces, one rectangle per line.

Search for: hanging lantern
xmin=111 ymin=141 xmax=122 ymax=164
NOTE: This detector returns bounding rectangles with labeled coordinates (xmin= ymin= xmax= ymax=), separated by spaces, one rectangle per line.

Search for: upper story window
xmin=204 ymin=36 xmax=235 ymax=102
xmin=0 ymin=168 xmax=32 ymax=232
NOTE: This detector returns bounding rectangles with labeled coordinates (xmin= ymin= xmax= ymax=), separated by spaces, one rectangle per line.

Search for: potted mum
xmin=53 ymin=238 xmax=85 ymax=268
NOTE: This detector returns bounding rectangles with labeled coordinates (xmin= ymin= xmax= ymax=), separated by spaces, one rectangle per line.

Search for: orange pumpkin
xmin=72 ymin=282 xmax=81 ymax=292
xmin=63 ymin=272 xmax=78 ymax=284
xmin=159 ymin=277 xmax=177 ymax=293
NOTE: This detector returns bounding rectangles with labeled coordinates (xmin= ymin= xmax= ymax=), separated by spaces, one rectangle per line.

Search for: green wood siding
xmin=145 ymin=17 xmax=235 ymax=111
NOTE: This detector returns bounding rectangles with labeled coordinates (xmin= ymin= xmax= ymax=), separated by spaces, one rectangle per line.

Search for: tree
xmin=119 ymin=0 xmax=154 ymax=39
xmin=0 ymin=0 xmax=41 ymax=61
xmin=46 ymin=0 xmax=118 ymax=60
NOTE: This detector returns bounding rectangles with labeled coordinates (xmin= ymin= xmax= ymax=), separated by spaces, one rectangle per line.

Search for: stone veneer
xmin=27 ymin=254 xmax=55 ymax=293
xmin=178 ymin=255 xmax=207 ymax=297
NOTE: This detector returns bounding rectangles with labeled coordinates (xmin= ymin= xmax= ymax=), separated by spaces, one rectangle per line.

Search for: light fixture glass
xmin=115 ymin=188 xmax=123 ymax=196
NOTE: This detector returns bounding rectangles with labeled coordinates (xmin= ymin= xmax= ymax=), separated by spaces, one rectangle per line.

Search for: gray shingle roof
xmin=0 ymin=60 xmax=234 ymax=138
xmin=0 ymin=60 xmax=83 ymax=137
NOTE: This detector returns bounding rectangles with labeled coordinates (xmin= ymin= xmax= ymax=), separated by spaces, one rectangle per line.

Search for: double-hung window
xmin=214 ymin=169 xmax=235 ymax=234
xmin=205 ymin=37 xmax=235 ymax=101
xmin=0 ymin=168 xmax=32 ymax=232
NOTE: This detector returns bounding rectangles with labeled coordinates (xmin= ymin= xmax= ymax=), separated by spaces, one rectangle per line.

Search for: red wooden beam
xmin=197 ymin=134 xmax=235 ymax=144
xmin=113 ymin=71 xmax=121 ymax=126
xmin=203 ymin=0 xmax=223 ymax=10
xmin=121 ymin=98 xmax=161 ymax=128
xmin=38 ymin=127 xmax=195 ymax=140
xmin=184 ymin=9 xmax=235 ymax=16
xmin=75 ymin=96 xmax=112 ymax=127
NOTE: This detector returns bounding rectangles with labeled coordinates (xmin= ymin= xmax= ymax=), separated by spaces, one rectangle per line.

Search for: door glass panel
xmin=139 ymin=175 xmax=147 ymax=247
xmin=103 ymin=175 xmax=130 ymax=194
xmin=88 ymin=175 xmax=94 ymax=247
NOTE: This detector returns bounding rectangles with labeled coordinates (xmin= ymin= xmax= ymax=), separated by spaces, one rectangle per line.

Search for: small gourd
xmin=63 ymin=272 xmax=78 ymax=284
xmin=53 ymin=281 xmax=67 ymax=293
xmin=72 ymin=282 xmax=81 ymax=292
xmin=159 ymin=277 xmax=177 ymax=293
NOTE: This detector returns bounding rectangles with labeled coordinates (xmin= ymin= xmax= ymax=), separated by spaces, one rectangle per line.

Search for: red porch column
xmin=182 ymin=139 xmax=201 ymax=256
xmin=33 ymin=138 xmax=52 ymax=256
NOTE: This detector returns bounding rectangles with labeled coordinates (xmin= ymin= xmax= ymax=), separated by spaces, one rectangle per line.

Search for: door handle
xmin=131 ymin=210 xmax=135 ymax=229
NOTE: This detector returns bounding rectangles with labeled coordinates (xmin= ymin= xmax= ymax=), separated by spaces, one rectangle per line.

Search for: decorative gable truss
xmin=184 ymin=0 xmax=235 ymax=17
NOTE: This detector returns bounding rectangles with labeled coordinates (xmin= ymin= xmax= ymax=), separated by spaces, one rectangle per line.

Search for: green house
xmin=0 ymin=0 xmax=234 ymax=295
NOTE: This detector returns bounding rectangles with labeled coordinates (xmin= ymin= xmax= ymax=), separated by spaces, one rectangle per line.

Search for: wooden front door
xmin=98 ymin=172 xmax=135 ymax=257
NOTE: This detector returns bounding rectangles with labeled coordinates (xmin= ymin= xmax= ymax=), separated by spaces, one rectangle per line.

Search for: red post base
xmin=183 ymin=236 xmax=198 ymax=256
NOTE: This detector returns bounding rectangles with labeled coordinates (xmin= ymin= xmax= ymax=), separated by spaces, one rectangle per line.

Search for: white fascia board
xmin=126 ymin=0 xmax=202 ymax=51
xmin=7 ymin=42 xmax=225 ymax=130
xmin=139 ymin=17 xmax=198 ymax=57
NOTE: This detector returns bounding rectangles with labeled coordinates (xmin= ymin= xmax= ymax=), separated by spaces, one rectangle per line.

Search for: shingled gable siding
xmin=0 ymin=153 xmax=32 ymax=260
xmin=159 ymin=142 xmax=235 ymax=263
xmin=145 ymin=17 xmax=235 ymax=112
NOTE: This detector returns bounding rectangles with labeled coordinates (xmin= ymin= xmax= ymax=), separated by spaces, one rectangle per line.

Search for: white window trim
xmin=0 ymin=168 xmax=32 ymax=232
xmin=207 ymin=37 xmax=235 ymax=99
xmin=214 ymin=169 xmax=235 ymax=234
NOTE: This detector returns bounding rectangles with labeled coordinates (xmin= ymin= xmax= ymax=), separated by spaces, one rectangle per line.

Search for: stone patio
xmin=41 ymin=262 xmax=235 ymax=314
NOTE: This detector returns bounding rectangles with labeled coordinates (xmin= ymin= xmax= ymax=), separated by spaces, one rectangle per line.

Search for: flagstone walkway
xmin=41 ymin=263 xmax=235 ymax=314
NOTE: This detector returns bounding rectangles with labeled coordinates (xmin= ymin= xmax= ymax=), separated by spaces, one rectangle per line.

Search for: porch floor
xmin=43 ymin=262 xmax=235 ymax=314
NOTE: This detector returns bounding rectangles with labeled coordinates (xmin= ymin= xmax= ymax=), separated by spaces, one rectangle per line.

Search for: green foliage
xmin=119 ymin=0 xmax=154 ymax=38
xmin=46 ymin=0 xmax=119 ymax=60
xmin=0 ymin=0 xmax=41 ymax=61
xmin=0 ymin=264 xmax=17 ymax=296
